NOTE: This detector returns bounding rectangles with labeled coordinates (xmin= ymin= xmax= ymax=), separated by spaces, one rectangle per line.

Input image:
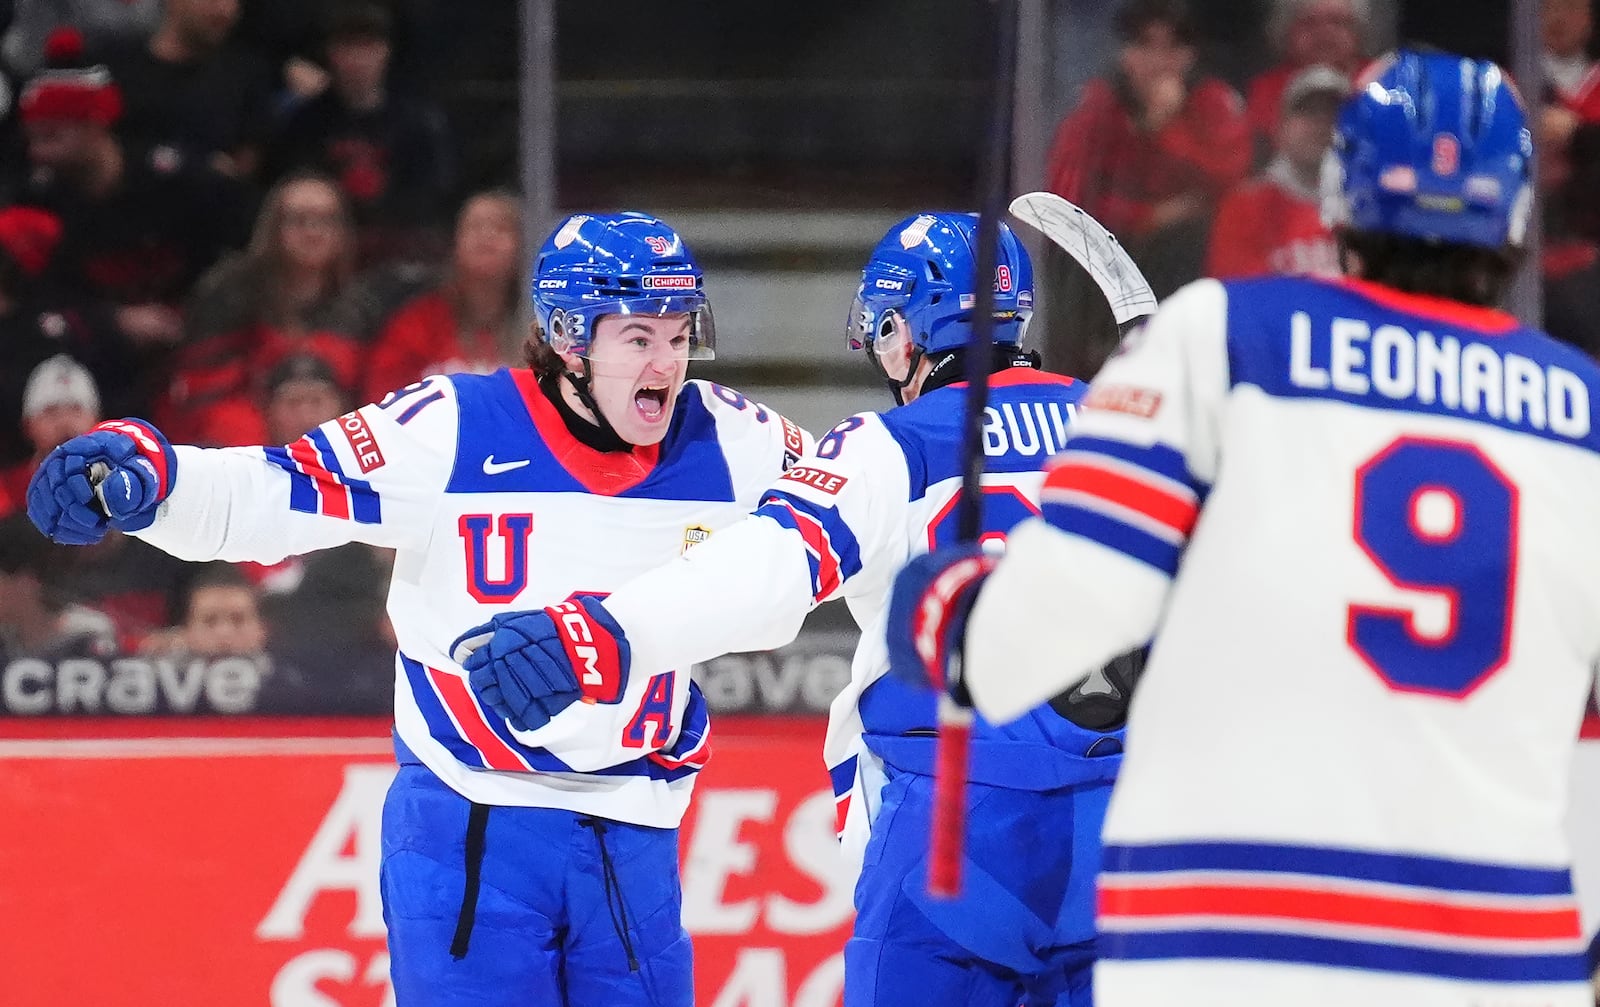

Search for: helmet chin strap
xmin=563 ymin=359 xmax=631 ymax=448
xmin=870 ymin=344 xmax=924 ymax=406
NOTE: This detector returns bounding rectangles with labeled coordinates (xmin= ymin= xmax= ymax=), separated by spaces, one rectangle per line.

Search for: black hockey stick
xmin=929 ymin=0 xmax=1020 ymax=900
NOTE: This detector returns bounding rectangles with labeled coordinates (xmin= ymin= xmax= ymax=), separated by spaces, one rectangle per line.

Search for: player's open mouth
xmin=634 ymin=385 xmax=669 ymax=422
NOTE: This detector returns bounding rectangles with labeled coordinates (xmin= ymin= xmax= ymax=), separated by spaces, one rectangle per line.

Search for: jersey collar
xmin=509 ymin=368 xmax=660 ymax=495
xmin=1336 ymin=277 xmax=1520 ymax=335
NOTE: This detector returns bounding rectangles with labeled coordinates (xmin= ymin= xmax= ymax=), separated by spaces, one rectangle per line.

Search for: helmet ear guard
xmin=544 ymin=311 xmax=579 ymax=358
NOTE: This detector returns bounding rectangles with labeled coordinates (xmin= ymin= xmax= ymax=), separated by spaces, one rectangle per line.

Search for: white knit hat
xmin=21 ymin=354 xmax=100 ymax=419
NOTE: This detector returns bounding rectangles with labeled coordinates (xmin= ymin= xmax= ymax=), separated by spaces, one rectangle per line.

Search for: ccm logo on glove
xmin=550 ymin=600 xmax=624 ymax=704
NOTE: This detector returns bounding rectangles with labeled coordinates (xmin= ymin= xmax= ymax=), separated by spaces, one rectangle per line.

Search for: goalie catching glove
xmin=451 ymin=595 xmax=631 ymax=733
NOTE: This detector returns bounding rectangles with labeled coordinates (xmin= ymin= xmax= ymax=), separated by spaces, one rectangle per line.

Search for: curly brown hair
xmin=522 ymin=325 xmax=566 ymax=379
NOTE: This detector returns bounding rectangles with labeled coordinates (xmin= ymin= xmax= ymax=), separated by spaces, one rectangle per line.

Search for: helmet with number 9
xmin=531 ymin=211 xmax=716 ymax=361
xmin=846 ymin=211 xmax=1034 ymax=365
xmin=1322 ymin=49 xmax=1533 ymax=253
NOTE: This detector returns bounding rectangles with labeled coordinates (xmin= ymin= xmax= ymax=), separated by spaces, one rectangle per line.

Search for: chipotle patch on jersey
xmin=780 ymin=466 xmax=848 ymax=495
xmin=339 ymin=411 xmax=386 ymax=472
xmin=1083 ymin=384 xmax=1163 ymax=419
xmin=780 ymin=416 xmax=805 ymax=466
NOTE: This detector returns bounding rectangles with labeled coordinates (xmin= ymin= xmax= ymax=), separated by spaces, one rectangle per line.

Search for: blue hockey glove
xmin=451 ymin=595 xmax=632 ymax=733
xmin=885 ymin=545 xmax=998 ymax=706
xmin=27 ymin=419 xmax=176 ymax=545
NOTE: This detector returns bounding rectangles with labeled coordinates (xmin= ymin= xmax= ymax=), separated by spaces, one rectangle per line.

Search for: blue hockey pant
xmin=845 ymin=769 xmax=1113 ymax=1007
xmin=379 ymin=764 xmax=691 ymax=1006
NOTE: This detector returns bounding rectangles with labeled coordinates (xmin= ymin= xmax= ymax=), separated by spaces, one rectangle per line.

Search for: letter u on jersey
xmin=458 ymin=513 xmax=535 ymax=603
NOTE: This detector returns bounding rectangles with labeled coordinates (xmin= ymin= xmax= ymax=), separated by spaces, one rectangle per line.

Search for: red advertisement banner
xmin=4 ymin=714 xmax=1597 ymax=1005
xmin=0 ymin=716 xmax=852 ymax=1007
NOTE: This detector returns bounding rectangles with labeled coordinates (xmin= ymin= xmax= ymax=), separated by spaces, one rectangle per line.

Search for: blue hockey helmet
xmin=531 ymin=211 xmax=715 ymax=361
xmin=1322 ymin=49 xmax=1533 ymax=252
xmin=846 ymin=212 xmax=1034 ymax=364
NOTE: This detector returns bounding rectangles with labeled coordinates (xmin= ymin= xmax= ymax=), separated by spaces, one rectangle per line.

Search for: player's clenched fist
xmin=27 ymin=418 xmax=175 ymax=545
xmin=885 ymin=544 xmax=997 ymax=705
xmin=452 ymin=595 xmax=632 ymax=733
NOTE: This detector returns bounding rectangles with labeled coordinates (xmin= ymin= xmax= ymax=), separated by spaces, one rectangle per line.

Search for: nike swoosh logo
xmin=482 ymin=456 xmax=531 ymax=475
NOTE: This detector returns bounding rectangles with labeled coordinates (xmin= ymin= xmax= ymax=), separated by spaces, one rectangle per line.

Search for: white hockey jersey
xmin=134 ymin=370 xmax=808 ymax=828
xmin=603 ymin=368 xmax=1119 ymax=873
xmin=965 ymin=275 xmax=1600 ymax=1005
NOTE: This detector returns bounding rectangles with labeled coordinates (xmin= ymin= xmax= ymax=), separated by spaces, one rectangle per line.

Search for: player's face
xmin=581 ymin=313 xmax=693 ymax=446
xmin=184 ymin=585 xmax=266 ymax=657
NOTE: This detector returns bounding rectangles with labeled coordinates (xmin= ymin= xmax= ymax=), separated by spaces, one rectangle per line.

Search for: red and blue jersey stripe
xmin=756 ymin=490 xmax=863 ymax=601
xmin=829 ymin=754 xmax=858 ymax=837
xmin=398 ymin=652 xmax=706 ymax=783
xmin=1099 ymin=839 xmax=1587 ymax=982
xmin=647 ymin=694 xmax=713 ymax=773
xmin=1040 ymin=436 xmax=1204 ymax=576
xmin=265 ymin=428 xmax=382 ymax=524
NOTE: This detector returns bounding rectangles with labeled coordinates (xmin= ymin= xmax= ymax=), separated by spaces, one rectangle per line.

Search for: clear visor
xmin=551 ymin=295 xmax=716 ymax=367
xmin=847 ymin=296 xmax=914 ymax=383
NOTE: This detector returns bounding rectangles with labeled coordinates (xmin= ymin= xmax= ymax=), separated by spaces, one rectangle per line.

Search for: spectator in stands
xmin=0 ymin=204 xmax=132 ymax=465
xmin=264 ymin=350 xmax=350 ymax=443
xmin=1243 ymin=0 xmax=1365 ymax=157
xmin=0 ymin=344 xmax=185 ymax=652
xmin=0 ymin=353 xmax=98 ymax=516
xmin=1206 ymin=64 xmax=1344 ymax=280
xmin=1545 ymin=0 xmax=1596 ymax=105
xmin=363 ymin=187 xmax=522 ymax=402
xmin=221 ymin=348 xmax=390 ymax=693
xmin=99 ymin=0 xmax=275 ymax=179
xmin=178 ymin=561 xmax=267 ymax=657
xmin=162 ymin=170 xmax=370 ymax=445
xmin=0 ymin=513 xmax=117 ymax=661
xmin=1543 ymin=115 xmax=1600 ymax=360
xmin=1 ymin=0 xmax=159 ymax=79
xmin=236 ymin=350 xmax=356 ymax=594
xmin=264 ymin=1 xmax=453 ymax=267
xmin=1044 ymin=0 xmax=1249 ymax=298
xmin=13 ymin=27 xmax=252 ymax=411
xmin=1540 ymin=0 xmax=1600 ymax=197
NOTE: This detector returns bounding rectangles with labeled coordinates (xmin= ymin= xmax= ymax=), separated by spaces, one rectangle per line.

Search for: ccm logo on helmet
xmin=537 ymin=279 xmax=567 ymax=289
xmin=642 ymin=274 xmax=697 ymax=291
xmin=874 ymin=278 xmax=906 ymax=291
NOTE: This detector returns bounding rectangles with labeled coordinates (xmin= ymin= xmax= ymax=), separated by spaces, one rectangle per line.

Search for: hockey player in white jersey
xmin=454 ymin=211 xmax=1131 ymax=1007
xmin=889 ymin=49 xmax=1600 ymax=1007
xmin=24 ymin=211 xmax=812 ymax=1007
